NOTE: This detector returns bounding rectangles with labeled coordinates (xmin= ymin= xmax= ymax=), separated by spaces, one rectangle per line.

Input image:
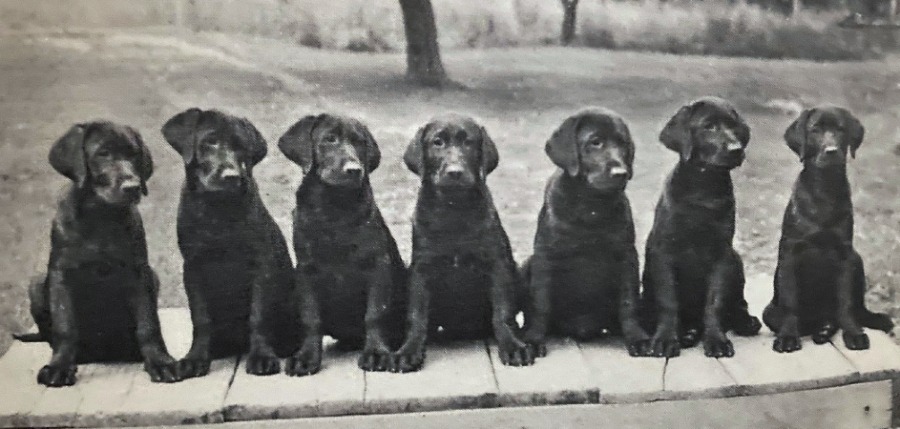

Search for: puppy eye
xmin=589 ymin=139 xmax=603 ymax=147
xmin=703 ymin=122 xmax=717 ymax=131
xmin=202 ymin=139 xmax=219 ymax=147
xmin=432 ymin=138 xmax=445 ymax=147
xmin=463 ymin=139 xmax=475 ymax=147
xmin=95 ymin=149 xmax=111 ymax=157
xmin=324 ymin=134 xmax=338 ymax=144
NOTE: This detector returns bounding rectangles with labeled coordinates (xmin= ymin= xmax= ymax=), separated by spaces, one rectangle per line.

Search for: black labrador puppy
xmin=763 ymin=105 xmax=894 ymax=353
xmin=521 ymin=108 xmax=650 ymax=357
xmin=16 ymin=121 xmax=180 ymax=386
xmin=162 ymin=108 xmax=297 ymax=377
xmin=642 ymin=97 xmax=762 ymax=358
xmin=277 ymin=113 xmax=407 ymax=375
xmin=391 ymin=114 xmax=535 ymax=372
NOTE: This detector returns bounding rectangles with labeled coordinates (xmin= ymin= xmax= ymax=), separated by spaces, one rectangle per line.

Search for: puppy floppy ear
xmin=784 ymin=109 xmax=812 ymax=162
xmin=545 ymin=115 xmax=581 ymax=176
xmin=841 ymin=109 xmax=864 ymax=159
xmin=730 ymin=106 xmax=751 ymax=147
xmin=359 ymin=124 xmax=381 ymax=172
xmin=49 ymin=124 xmax=89 ymax=186
xmin=479 ymin=126 xmax=499 ymax=176
xmin=235 ymin=117 xmax=268 ymax=166
xmin=162 ymin=108 xmax=202 ymax=165
xmin=404 ymin=125 xmax=428 ymax=176
xmin=278 ymin=114 xmax=322 ymax=174
xmin=660 ymin=104 xmax=695 ymax=161
xmin=125 ymin=126 xmax=154 ymax=196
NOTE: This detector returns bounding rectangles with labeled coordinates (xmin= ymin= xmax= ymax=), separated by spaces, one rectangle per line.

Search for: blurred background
xmin=0 ymin=0 xmax=898 ymax=356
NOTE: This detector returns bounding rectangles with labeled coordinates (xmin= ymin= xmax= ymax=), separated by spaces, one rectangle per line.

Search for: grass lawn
xmin=1 ymin=30 xmax=898 ymax=356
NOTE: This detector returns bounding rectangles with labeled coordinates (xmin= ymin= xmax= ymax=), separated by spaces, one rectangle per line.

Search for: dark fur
xmin=642 ymin=97 xmax=762 ymax=358
xmin=763 ymin=105 xmax=893 ymax=353
xmin=277 ymin=114 xmax=407 ymax=375
xmin=17 ymin=121 xmax=180 ymax=387
xmin=390 ymin=114 xmax=535 ymax=372
xmin=521 ymin=108 xmax=650 ymax=357
xmin=162 ymin=108 xmax=297 ymax=378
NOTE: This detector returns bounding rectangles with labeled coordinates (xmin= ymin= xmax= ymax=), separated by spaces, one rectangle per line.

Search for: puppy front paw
xmin=178 ymin=353 xmax=211 ymax=379
xmin=650 ymin=335 xmax=680 ymax=358
xmin=388 ymin=345 xmax=425 ymax=373
xmin=773 ymin=335 xmax=802 ymax=353
xmin=731 ymin=314 xmax=762 ymax=337
xmin=843 ymin=331 xmax=870 ymax=350
xmin=679 ymin=328 xmax=701 ymax=348
xmin=520 ymin=329 xmax=547 ymax=358
xmin=246 ymin=351 xmax=281 ymax=376
xmin=286 ymin=346 xmax=322 ymax=377
xmin=38 ymin=364 xmax=77 ymax=387
xmin=358 ymin=348 xmax=392 ymax=372
xmin=811 ymin=322 xmax=838 ymax=344
xmin=626 ymin=338 xmax=652 ymax=357
xmin=145 ymin=357 xmax=182 ymax=383
xmin=703 ymin=336 xmax=734 ymax=358
xmin=498 ymin=341 xmax=536 ymax=367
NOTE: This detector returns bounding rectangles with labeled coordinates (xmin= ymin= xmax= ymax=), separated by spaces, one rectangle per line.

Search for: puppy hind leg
xmin=723 ymin=253 xmax=761 ymax=336
xmin=15 ymin=275 xmax=51 ymax=342
xmin=848 ymin=253 xmax=895 ymax=332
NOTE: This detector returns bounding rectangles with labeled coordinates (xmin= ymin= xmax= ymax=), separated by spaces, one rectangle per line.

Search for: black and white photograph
xmin=0 ymin=0 xmax=899 ymax=427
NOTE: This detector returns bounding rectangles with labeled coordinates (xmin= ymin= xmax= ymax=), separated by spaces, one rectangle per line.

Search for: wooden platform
xmin=2 ymin=274 xmax=900 ymax=429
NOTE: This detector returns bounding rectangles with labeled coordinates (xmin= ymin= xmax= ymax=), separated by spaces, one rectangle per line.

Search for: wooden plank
xmin=0 ymin=342 xmax=50 ymax=428
xmin=184 ymin=381 xmax=893 ymax=429
xmin=223 ymin=343 xmax=365 ymax=421
xmin=72 ymin=363 xmax=138 ymax=427
xmin=104 ymin=308 xmax=236 ymax=426
xmin=834 ymin=329 xmax=900 ymax=381
xmin=27 ymin=363 xmax=100 ymax=427
xmin=577 ymin=339 xmax=665 ymax=403
xmin=488 ymin=338 xmax=597 ymax=406
xmin=364 ymin=340 xmax=498 ymax=413
xmin=720 ymin=332 xmax=860 ymax=395
xmin=663 ymin=344 xmax=739 ymax=400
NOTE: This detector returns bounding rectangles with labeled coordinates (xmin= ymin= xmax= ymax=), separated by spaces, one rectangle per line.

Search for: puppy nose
xmin=121 ymin=180 xmax=141 ymax=193
xmin=609 ymin=166 xmax=629 ymax=178
xmin=445 ymin=165 xmax=464 ymax=179
xmin=726 ymin=142 xmax=743 ymax=154
xmin=221 ymin=167 xmax=241 ymax=179
xmin=343 ymin=161 xmax=363 ymax=177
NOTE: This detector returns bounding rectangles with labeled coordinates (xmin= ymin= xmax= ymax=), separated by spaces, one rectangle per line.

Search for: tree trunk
xmin=560 ymin=0 xmax=579 ymax=46
xmin=791 ymin=0 xmax=802 ymax=18
xmin=398 ymin=0 xmax=448 ymax=87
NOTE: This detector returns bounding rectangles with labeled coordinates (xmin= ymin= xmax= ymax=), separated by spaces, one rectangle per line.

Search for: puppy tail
xmin=858 ymin=309 xmax=895 ymax=333
xmin=12 ymin=332 xmax=46 ymax=343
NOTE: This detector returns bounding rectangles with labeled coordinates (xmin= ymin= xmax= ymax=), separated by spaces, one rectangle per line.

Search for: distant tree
xmin=399 ymin=0 xmax=449 ymax=87
xmin=560 ymin=0 xmax=580 ymax=46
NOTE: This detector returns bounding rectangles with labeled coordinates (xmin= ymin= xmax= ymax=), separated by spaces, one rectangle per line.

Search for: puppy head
xmin=278 ymin=113 xmax=380 ymax=188
xmin=162 ymin=108 xmax=267 ymax=194
xmin=660 ymin=97 xmax=750 ymax=170
xmin=545 ymin=107 xmax=635 ymax=192
xmin=784 ymin=105 xmax=863 ymax=168
xmin=404 ymin=114 xmax=498 ymax=189
xmin=49 ymin=121 xmax=153 ymax=206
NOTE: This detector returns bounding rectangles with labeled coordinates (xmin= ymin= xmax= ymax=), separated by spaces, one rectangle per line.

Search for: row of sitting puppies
xmin=16 ymin=97 xmax=893 ymax=387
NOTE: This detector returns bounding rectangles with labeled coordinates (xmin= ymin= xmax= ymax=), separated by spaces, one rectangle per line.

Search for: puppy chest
xmin=66 ymin=264 xmax=140 ymax=341
xmin=425 ymin=259 xmax=493 ymax=325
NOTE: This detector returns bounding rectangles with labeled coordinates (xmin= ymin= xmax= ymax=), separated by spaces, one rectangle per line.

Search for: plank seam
xmin=221 ymin=355 xmax=242 ymax=422
xmin=482 ymin=339 xmax=501 ymax=407
xmin=661 ymin=357 xmax=669 ymax=391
